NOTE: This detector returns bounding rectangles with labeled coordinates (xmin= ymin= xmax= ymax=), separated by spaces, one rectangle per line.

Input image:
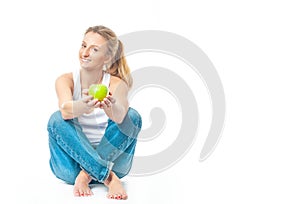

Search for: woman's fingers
xmin=82 ymin=89 xmax=89 ymax=95
xmin=87 ymin=99 xmax=98 ymax=107
xmin=82 ymin=95 xmax=93 ymax=103
xmin=106 ymin=95 xmax=116 ymax=104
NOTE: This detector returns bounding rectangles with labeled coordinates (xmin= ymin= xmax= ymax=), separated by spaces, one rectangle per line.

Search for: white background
xmin=1 ymin=0 xmax=299 ymax=203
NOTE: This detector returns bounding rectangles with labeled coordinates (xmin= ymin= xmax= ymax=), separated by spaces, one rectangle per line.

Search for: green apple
xmin=88 ymin=84 xmax=108 ymax=101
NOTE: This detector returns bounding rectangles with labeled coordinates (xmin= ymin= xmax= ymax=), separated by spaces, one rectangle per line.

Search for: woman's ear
xmin=104 ymin=54 xmax=112 ymax=65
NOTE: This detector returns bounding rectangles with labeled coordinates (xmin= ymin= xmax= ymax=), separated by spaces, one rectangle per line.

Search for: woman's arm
xmin=55 ymin=73 xmax=98 ymax=120
xmin=101 ymin=78 xmax=129 ymax=124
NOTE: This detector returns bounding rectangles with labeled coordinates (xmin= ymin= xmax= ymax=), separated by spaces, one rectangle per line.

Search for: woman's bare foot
xmin=73 ymin=170 xmax=93 ymax=197
xmin=104 ymin=171 xmax=128 ymax=200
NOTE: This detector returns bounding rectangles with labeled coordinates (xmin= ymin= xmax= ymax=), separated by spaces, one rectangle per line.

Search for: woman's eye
xmin=81 ymin=44 xmax=86 ymax=48
xmin=93 ymin=48 xmax=98 ymax=52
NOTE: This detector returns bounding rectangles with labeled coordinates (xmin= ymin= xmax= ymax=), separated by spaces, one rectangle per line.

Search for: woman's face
xmin=79 ymin=32 xmax=109 ymax=70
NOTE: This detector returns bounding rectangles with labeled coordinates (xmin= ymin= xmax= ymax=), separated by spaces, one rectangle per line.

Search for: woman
xmin=47 ymin=25 xmax=142 ymax=200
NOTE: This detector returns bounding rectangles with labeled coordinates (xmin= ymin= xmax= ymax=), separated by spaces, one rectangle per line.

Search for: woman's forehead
xmin=83 ymin=32 xmax=107 ymax=46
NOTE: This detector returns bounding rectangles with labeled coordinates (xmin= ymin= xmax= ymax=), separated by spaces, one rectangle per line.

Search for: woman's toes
xmin=78 ymin=190 xmax=84 ymax=196
xmin=74 ymin=191 xmax=80 ymax=197
xmin=88 ymin=189 xmax=93 ymax=196
xmin=122 ymin=193 xmax=128 ymax=200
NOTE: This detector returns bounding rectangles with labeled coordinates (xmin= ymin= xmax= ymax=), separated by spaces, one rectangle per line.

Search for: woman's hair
xmin=85 ymin=25 xmax=133 ymax=88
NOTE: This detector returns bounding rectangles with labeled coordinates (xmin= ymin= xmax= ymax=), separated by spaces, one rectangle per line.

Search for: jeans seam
xmin=56 ymin=135 xmax=96 ymax=175
xmin=53 ymin=127 xmax=108 ymax=181
xmin=106 ymin=135 xmax=131 ymax=161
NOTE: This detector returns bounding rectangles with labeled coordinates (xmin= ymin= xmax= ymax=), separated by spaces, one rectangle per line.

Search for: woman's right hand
xmin=80 ymin=89 xmax=101 ymax=114
xmin=59 ymin=89 xmax=101 ymax=119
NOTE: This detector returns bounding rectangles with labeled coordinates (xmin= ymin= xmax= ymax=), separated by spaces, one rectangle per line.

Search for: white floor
xmin=5 ymin=133 xmax=300 ymax=204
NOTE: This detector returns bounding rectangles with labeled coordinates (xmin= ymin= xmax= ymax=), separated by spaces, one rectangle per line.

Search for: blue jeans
xmin=47 ymin=107 xmax=142 ymax=184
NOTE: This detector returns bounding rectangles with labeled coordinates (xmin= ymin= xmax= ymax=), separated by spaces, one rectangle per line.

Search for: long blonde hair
xmin=85 ymin=25 xmax=133 ymax=88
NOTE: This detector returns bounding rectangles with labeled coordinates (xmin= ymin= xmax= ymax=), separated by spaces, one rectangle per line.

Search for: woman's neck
xmin=80 ymin=69 xmax=103 ymax=89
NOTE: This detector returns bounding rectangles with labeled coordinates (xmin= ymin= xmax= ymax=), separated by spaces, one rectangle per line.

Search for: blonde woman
xmin=47 ymin=25 xmax=142 ymax=200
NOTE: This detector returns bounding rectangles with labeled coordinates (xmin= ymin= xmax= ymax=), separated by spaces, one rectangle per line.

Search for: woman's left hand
xmin=100 ymin=94 xmax=116 ymax=109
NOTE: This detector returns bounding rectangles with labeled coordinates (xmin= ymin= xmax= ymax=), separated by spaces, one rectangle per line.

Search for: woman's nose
xmin=81 ymin=48 xmax=90 ymax=57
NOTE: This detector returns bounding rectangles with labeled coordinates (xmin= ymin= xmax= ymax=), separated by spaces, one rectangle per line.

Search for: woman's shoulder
xmin=55 ymin=72 xmax=73 ymax=86
xmin=109 ymin=75 xmax=129 ymax=93
xmin=56 ymin=72 xmax=73 ymax=81
xmin=110 ymin=75 xmax=121 ymax=83
xmin=110 ymin=75 xmax=127 ymax=86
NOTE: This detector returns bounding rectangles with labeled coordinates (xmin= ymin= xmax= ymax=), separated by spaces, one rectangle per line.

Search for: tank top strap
xmin=102 ymin=72 xmax=111 ymax=87
xmin=73 ymin=69 xmax=82 ymax=100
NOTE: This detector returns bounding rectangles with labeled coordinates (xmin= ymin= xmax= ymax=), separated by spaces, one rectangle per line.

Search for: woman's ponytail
xmin=109 ymin=40 xmax=133 ymax=88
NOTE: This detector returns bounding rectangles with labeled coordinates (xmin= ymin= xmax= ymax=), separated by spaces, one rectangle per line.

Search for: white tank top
xmin=73 ymin=70 xmax=110 ymax=148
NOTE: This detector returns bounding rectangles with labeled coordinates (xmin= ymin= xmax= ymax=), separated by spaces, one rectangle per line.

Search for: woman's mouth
xmin=81 ymin=58 xmax=91 ymax=63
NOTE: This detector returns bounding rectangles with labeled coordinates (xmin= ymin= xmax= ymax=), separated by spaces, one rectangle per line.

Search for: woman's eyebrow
xmin=82 ymin=41 xmax=103 ymax=48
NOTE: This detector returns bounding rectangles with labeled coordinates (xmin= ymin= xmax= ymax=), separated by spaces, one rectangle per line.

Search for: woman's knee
xmin=116 ymin=108 xmax=142 ymax=138
xmin=127 ymin=107 xmax=142 ymax=129
xmin=50 ymin=160 xmax=80 ymax=184
xmin=47 ymin=111 xmax=64 ymax=131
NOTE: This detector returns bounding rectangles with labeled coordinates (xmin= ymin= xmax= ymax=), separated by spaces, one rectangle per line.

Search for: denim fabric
xmin=47 ymin=107 xmax=142 ymax=184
